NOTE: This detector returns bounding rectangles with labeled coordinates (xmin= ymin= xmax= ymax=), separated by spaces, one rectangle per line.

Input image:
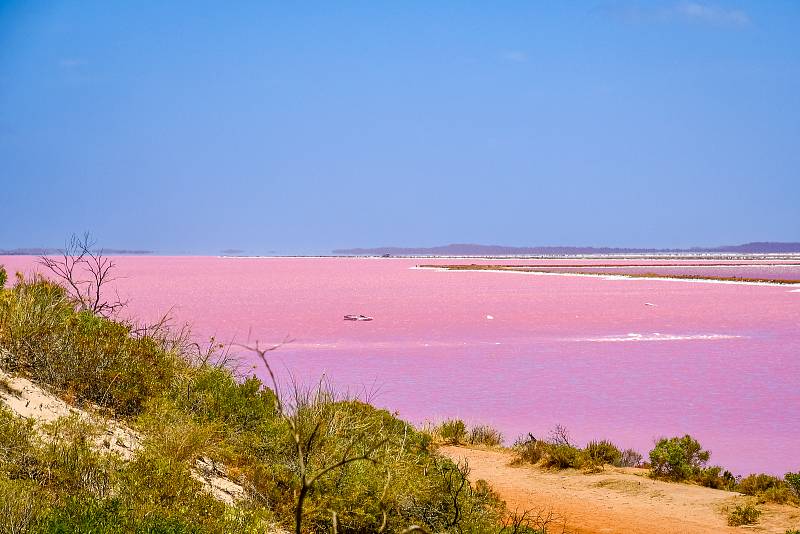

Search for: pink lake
xmin=2 ymin=256 xmax=799 ymax=475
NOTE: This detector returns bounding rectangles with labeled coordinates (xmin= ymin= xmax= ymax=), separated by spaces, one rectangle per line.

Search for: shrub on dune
xmin=583 ymin=440 xmax=622 ymax=467
xmin=648 ymin=435 xmax=710 ymax=481
xmin=436 ymin=418 xmax=468 ymax=445
xmin=468 ymin=425 xmax=504 ymax=447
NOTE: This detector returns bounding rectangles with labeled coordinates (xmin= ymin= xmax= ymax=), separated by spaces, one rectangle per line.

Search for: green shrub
xmin=786 ymin=472 xmax=800 ymax=497
xmin=584 ymin=440 xmax=622 ymax=467
xmin=37 ymin=496 xmax=201 ymax=533
xmin=758 ymin=485 xmax=797 ymax=505
xmin=436 ymin=419 xmax=467 ymax=445
xmin=468 ymin=425 xmax=503 ymax=447
xmin=512 ymin=435 xmax=548 ymax=465
xmin=734 ymin=473 xmax=798 ymax=505
xmin=727 ymin=502 xmax=761 ymax=526
xmin=0 ymin=265 xmax=7 ymax=289
xmin=649 ymin=435 xmax=710 ymax=481
xmin=737 ymin=473 xmax=783 ymax=495
xmin=36 ymin=415 xmax=118 ymax=496
xmin=170 ymin=366 xmax=276 ymax=433
xmin=695 ymin=466 xmax=736 ymax=490
xmin=0 ymin=405 xmax=43 ymax=482
xmin=541 ymin=444 xmax=582 ymax=470
xmin=0 ymin=476 xmax=45 ymax=534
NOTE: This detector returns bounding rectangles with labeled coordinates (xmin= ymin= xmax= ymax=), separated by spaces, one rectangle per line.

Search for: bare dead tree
xmin=239 ymin=340 xmax=386 ymax=534
xmin=499 ymin=507 xmax=565 ymax=534
xmin=548 ymin=425 xmax=573 ymax=447
xmin=38 ymin=232 xmax=127 ymax=317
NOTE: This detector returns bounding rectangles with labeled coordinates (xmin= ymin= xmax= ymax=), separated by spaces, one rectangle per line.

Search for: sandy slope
xmin=0 ymin=368 xmax=245 ymax=505
xmin=441 ymin=446 xmax=800 ymax=534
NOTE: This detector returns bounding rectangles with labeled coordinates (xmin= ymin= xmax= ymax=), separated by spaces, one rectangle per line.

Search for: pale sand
xmin=441 ymin=446 xmax=800 ymax=534
xmin=0 ymin=368 xmax=245 ymax=506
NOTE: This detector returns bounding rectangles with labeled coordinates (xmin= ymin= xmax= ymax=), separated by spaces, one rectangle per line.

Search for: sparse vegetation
xmin=435 ymin=418 xmax=468 ymax=445
xmin=618 ymin=448 xmax=643 ymax=468
xmin=468 ymin=425 xmax=504 ymax=447
xmin=727 ymin=502 xmax=762 ymax=526
xmin=737 ymin=473 xmax=800 ymax=505
xmin=785 ymin=472 xmax=800 ymax=497
xmin=512 ymin=430 xmax=630 ymax=473
xmin=695 ymin=466 xmax=737 ymax=491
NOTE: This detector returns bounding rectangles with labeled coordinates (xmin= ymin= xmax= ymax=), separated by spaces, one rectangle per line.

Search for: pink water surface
xmin=2 ymin=256 xmax=799 ymax=475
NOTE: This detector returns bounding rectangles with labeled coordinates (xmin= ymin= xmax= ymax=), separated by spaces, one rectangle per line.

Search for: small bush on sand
xmin=785 ymin=472 xmax=800 ymax=497
xmin=649 ymin=435 xmax=710 ymax=481
xmin=541 ymin=444 xmax=583 ymax=470
xmin=619 ymin=448 xmax=643 ymax=468
xmin=584 ymin=440 xmax=622 ymax=467
xmin=734 ymin=473 xmax=798 ymax=505
xmin=758 ymin=485 xmax=797 ymax=505
xmin=738 ymin=473 xmax=783 ymax=495
xmin=468 ymin=425 xmax=504 ymax=447
xmin=696 ymin=466 xmax=737 ymax=491
xmin=437 ymin=418 xmax=467 ymax=444
xmin=512 ymin=434 xmax=548 ymax=465
xmin=727 ymin=502 xmax=762 ymax=526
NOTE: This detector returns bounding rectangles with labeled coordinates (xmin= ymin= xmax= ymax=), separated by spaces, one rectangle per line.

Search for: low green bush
xmin=0 ymin=476 xmax=46 ymax=534
xmin=695 ymin=466 xmax=736 ymax=490
xmin=649 ymin=435 xmax=710 ymax=481
xmin=758 ymin=485 xmax=797 ymax=505
xmin=584 ymin=440 xmax=622 ymax=467
xmin=730 ymin=472 xmax=798 ymax=505
xmin=785 ymin=472 xmax=800 ymax=497
xmin=727 ymin=502 xmax=761 ymax=526
xmin=468 ymin=425 xmax=504 ymax=447
xmin=738 ymin=473 xmax=783 ymax=495
xmin=36 ymin=497 xmax=198 ymax=534
xmin=512 ymin=435 xmax=548 ymax=465
xmin=0 ymin=265 xmax=7 ymax=289
xmin=541 ymin=444 xmax=583 ymax=470
xmin=436 ymin=418 xmax=467 ymax=445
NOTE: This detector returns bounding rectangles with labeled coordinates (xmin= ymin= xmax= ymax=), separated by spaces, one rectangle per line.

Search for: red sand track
xmin=441 ymin=446 xmax=800 ymax=534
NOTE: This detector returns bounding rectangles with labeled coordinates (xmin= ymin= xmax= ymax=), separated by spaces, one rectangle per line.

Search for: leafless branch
xmin=239 ymin=340 xmax=385 ymax=534
xmin=38 ymin=232 xmax=127 ymax=317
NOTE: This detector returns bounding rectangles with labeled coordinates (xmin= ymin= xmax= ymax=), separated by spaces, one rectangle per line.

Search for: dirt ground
xmin=440 ymin=446 xmax=800 ymax=534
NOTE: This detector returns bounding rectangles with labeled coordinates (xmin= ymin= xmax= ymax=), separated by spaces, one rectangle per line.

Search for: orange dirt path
xmin=440 ymin=446 xmax=800 ymax=534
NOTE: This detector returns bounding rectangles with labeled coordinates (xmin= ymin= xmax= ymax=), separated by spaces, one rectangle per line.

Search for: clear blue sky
xmin=1 ymin=1 xmax=798 ymax=254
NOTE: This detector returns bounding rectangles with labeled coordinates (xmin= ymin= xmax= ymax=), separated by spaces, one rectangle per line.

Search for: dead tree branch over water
xmin=38 ymin=232 xmax=127 ymax=317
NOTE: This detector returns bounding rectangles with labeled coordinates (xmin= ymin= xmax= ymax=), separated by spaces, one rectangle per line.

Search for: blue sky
xmin=1 ymin=1 xmax=798 ymax=254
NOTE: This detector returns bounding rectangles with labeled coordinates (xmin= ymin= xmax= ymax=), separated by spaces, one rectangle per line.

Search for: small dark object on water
xmin=344 ymin=314 xmax=373 ymax=321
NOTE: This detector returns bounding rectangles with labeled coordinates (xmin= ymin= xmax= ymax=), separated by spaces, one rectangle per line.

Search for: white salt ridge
xmin=580 ymin=332 xmax=743 ymax=343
